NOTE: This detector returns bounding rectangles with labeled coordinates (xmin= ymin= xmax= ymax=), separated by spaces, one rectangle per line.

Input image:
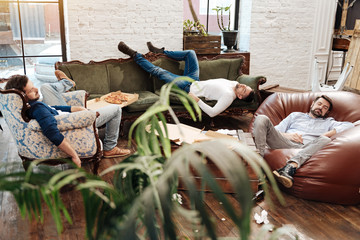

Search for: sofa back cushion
xmin=58 ymin=64 xmax=110 ymax=99
xmin=198 ymin=57 xmax=243 ymax=80
xmin=106 ymin=61 xmax=153 ymax=93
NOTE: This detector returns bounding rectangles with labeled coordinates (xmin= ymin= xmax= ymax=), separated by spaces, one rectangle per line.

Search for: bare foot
xmin=55 ymin=70 xmax=76 ymax=88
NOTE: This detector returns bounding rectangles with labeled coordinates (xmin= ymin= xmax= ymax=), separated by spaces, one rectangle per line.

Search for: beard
xmin=28 ymin=94 xmax=40 ymax=101
xmin=310 ymin=108 xmax=323 ymax=118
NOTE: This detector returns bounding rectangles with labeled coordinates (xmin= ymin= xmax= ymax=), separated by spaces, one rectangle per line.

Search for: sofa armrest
xmin=28 ymin=110 xmax=97 ymax=131
xmin=236 ymin=75 xmax=266 ymax=92
xmin=62 ymin=90 xmax=87 ymax=107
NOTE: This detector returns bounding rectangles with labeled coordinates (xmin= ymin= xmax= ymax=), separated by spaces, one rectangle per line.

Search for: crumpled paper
xmin=254 ymin=210 xmax=270 ymax=224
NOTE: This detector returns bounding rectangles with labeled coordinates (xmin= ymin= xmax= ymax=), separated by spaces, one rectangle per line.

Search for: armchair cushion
xmin=62 ymin=90 xmax=87 ymax=107
xmin=249 ymin=91 xmax=360 ymax=205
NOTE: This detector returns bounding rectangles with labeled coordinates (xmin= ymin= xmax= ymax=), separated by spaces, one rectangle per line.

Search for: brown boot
xmin=54 ymin=70 xmax=76 ymax=88
xmin=103 ymin=146 xmax=131 ymax=158
xmin=147 ymin=42 xmax=164 ymax=54
xmin=118 ymin=41 xmax=137 ymax=58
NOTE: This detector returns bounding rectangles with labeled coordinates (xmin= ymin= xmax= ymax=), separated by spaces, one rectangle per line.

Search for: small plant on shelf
xmin=183 ymin=19 xmax=207 ymax=36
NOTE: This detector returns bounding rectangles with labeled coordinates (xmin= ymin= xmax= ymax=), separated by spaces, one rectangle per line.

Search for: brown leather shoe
xmin=117 ymin=41 xmax=137 ymax=57
xmin=103 ymin=146 xmax=131 ymax=158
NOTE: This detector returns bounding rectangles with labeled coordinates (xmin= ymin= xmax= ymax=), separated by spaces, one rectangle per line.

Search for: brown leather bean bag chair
xmin=249 ymin=91 xmax=360 ymax=205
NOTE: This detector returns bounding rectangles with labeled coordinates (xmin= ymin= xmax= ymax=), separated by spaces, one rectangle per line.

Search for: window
xmin=183 ymin=0 xmax=240 ymax=48
xmin=0 ymin=0 xmax=66 ymax=87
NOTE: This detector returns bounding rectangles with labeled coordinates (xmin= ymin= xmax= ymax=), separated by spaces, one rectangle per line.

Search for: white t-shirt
xmin=189 ymin=78 xmax=238 ymax=117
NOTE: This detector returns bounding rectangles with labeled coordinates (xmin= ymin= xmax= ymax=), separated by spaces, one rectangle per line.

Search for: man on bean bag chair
xmin=249 ymin=92 xmax=360 ymax=205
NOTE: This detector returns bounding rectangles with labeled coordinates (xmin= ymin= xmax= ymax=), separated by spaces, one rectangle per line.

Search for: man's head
xmin=235 ymin=83 xmax=254 ymax=102
xmin=309 ymin=95 xmax=333 ymax=118
xmin=5 ymin=75 xmax=40 ymax=101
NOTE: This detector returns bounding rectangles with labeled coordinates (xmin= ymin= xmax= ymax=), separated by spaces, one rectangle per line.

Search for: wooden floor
xmin=1 ymin=113 xmax=360 ymax=240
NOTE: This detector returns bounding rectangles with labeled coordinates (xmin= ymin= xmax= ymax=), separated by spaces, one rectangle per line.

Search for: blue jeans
xmin=133 ymin=50 xmax=200 ymax=92
xmin=41 ymin=79 xmax=121 ymax=151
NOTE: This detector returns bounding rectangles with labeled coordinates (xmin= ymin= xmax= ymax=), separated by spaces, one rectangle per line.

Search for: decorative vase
xmin=222 ymin=30 xmax=238 ymax=52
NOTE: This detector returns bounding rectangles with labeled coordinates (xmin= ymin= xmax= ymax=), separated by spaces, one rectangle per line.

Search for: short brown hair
xmin=314 ymin=95 xmax=333 ymax=112
xmin=243 ymin=90 xmax=254 ymax=102
xmin=5 ymin=75 xmax=29 ymax=92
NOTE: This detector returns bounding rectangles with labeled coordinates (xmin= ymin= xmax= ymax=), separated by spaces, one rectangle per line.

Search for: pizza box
xmin=86 ymin=92 xmax=139 ymax=110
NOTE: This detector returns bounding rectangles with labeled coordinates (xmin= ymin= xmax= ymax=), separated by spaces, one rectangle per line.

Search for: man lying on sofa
xmin=252 ymin=95 xmax=354 ymax=188
xmin=118 ymin=41 xmax=254 ymax=117
xmin=5 ymin=73 xmax=130 ymax=168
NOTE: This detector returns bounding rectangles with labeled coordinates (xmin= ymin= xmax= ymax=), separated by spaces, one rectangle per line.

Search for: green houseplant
xmin=183 ymin=19 xmax=207 ymax=36
xmin=0 ymin=78 xmax=287 ymax=239
xmin=213 ymin=5 xmax=239 ymax=52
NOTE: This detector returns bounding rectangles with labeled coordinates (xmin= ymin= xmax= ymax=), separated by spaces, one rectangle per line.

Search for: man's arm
xmin=71 ymin=106 xmax=87 ymax=112
xmin=276 ymin=113 xmax=304 ymax=143
xmin=327 ymin=118 xmax=354 ymax=134
xmin=31 ymin=104 xmax=81 ymax=167
xmin=188 ymin=93 xmax=233 ymax=117
xmin=53 ymin=105 xmax=86 ymax=112
xmin=58 ymin=138 xmax=81 ymax=167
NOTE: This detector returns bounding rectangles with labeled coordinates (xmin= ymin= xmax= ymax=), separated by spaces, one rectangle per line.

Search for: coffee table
xmin=162 ymin=124 xmax=263 ymax=194
xmin=86 ymin=92 xmax=139 ymax=110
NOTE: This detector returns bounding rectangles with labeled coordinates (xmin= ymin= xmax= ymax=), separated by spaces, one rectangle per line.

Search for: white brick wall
xmin=65 ymin=0 xmax=183 ymax=62
xmin=64 ymin=0 xmax=329 ymax=90
xmin=249 ymin=0 xmax=316 ymax=90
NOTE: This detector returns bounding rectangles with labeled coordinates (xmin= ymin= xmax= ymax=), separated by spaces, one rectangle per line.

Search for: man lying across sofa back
xmin=118 ymin=41 xmax=254 ymax=117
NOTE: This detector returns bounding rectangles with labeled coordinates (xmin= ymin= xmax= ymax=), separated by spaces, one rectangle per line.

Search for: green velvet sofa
xmin=55 ymin=52 xmax=266 ymax=122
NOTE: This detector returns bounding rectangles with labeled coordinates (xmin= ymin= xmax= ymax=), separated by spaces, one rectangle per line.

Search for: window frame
xmin=0 ymin=0 xmax=66 ymax=76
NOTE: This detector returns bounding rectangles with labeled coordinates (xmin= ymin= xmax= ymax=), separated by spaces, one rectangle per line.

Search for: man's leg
xmin=164 ymin=50 xmax=199 ymax=81
xmin=252 ymin=115 xmax=300 ymax=157
xmin=147 ymin=42 xmax=200 ymax=81
xmin=95 ymin=105 xmax=130 ymax=157
xmin=274 ymin=135 xmax=331 ymax=188
xmin=288 ymin=135 xmax=331 ymax=167
xmin=118 ymin=42 xmax=193 ymax=92
xmin=40 ymin=70 xmax=75 ymax=106
xmin=253 ymin=115 xmax=303 ymax=188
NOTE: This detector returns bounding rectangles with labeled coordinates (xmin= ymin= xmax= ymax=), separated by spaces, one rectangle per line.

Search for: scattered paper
xmin=254 ymin=210 xmax=269 ymax=224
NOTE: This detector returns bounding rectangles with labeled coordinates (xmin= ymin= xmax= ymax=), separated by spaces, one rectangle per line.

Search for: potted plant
xmin=183 ymin=19 xmax=207 ymax=36
xmin=183 ymin=0 xmax=221 ymax=54
xmin=213 ymin=5 xmax=239 ymax=52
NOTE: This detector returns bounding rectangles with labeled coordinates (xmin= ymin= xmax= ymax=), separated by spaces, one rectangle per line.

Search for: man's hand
xmin=58 ymin=138 xmax=81 ymax=167
xmin=71 ymin=106 xmax=87 ymax=112
xmin=188 ymin=92 xmax=200 ymax=102
xmin=322 ymin=129 xmax=336 ymax=138
xmin=282 ymin=132 xmax=303 ymax=144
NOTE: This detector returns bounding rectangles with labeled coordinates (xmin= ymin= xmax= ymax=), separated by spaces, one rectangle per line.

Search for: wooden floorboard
xmin=1 ymin=112 xmax=360 ymax=239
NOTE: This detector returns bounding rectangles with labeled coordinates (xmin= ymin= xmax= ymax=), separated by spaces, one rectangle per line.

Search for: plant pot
xmin=183 ymin=30 xmax=200 ymax=36
xmin=222 ymin=30 xmax=238 ymax=52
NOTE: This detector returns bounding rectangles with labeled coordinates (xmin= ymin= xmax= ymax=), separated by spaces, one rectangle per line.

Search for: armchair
xmin=249 ymin=91 xmax=360 ymax=205
xmin=0 ymin=88 xmax=102 ymax=173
